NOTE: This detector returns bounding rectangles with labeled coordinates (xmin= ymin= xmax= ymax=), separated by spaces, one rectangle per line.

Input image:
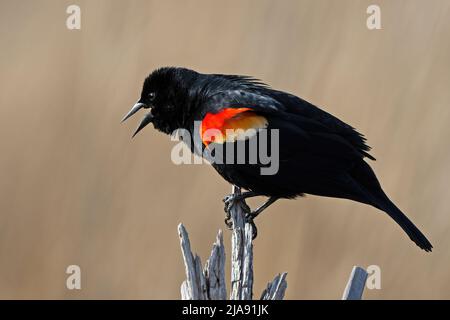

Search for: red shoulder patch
xmin=201 ymin=108 xmax=268 ymax=145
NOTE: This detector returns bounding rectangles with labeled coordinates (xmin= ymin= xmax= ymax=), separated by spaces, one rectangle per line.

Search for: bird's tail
xmin=349 ymin=160 xmax=433 ymax=252
xmin=372 ymin=191 xmax=433 ymax=252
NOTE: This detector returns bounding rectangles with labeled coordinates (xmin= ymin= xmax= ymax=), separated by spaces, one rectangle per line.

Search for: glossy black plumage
xmin=124 ymin=67 xmax=432 ymax=252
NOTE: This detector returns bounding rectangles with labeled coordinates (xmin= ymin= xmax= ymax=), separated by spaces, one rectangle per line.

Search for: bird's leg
xmin=223 ymin=191 xmax=259 ymax=210
xmin=223 ymin=191 xmax=258 ymax=229
xmin=245 ymin=196 xmax=279 ymax=239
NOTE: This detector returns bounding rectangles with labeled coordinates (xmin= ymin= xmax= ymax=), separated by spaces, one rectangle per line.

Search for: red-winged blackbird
xmin=122 ymin=67 xmax=432 ymax=252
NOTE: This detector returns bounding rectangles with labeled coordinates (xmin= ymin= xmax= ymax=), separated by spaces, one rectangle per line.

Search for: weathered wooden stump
xmin=178 ymin=186 xmax=287 ymax=300
xmin=178 ymin=185 xmax=367 ymax=300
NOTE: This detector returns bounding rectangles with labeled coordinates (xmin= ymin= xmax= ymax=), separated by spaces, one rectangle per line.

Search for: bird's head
xmin=122 ymin=67 xmax=199 ymax=136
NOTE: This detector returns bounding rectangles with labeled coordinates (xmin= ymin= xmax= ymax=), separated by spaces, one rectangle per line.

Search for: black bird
xmin=122 ymin=67 xmax=432 ymax=252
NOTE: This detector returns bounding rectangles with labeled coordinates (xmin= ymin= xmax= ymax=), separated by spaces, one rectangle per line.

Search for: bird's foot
xmin=223 ymin=193 xmax=251 ymax=230
xmin=224 ymin=210 xmax=233 ymax=230
xmin=245 ymin=212 xmax=258 ymax=240
xmin=223 ymin=194 xmax=235 ymax=229
xmin=223 ymin=193 xmax=242 ymax=213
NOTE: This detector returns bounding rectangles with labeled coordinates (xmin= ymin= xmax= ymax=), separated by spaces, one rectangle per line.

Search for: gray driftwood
xmin=178 ymin=186 xmax=287 ymax=300
xmin=178 ymin=186 xmax=368 ymax=300
xmin=342 ymin=266 xmax=368 ymax=300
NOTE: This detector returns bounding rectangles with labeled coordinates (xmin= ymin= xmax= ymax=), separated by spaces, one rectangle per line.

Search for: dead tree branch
xmin=178 ymin=186 xmax=368 ymax=300
xmin=178 ymin=186 xmax=287 ymax=300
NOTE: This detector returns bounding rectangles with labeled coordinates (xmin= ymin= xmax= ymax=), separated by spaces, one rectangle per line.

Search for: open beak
xmin=121 ymin=102 xmax=154 ymax=138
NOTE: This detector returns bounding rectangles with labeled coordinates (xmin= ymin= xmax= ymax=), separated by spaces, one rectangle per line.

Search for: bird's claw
xmin=223 ymin=193 xmax=239 ymax=213
xmin=223 ymin=193 xmax=252 ymax=230
xmin=224 ymin=210 xmax=233 ymax=230
xmin=223 ymin=194 xmax=237 ymax=229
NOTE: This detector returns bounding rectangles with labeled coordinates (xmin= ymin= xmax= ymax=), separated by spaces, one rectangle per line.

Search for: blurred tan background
xmin=0 ymin=0 xmax=449 ymax=299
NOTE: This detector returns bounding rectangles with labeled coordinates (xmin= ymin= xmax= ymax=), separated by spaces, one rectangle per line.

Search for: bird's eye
xmin=148 ymin=92 xmax=156 ymax=101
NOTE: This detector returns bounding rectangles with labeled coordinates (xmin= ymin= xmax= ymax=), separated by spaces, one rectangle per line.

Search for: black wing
xmin=199 ymin=75 xmax=374 ymax=161
xmin=267 ymin=89 xmax=375 ymax=160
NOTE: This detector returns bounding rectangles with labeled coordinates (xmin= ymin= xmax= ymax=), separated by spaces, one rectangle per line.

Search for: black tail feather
xmin=349 ymin=160 xmax=432 ymax=252
xmin=374 ymin=193 xmax=433 ymax=252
